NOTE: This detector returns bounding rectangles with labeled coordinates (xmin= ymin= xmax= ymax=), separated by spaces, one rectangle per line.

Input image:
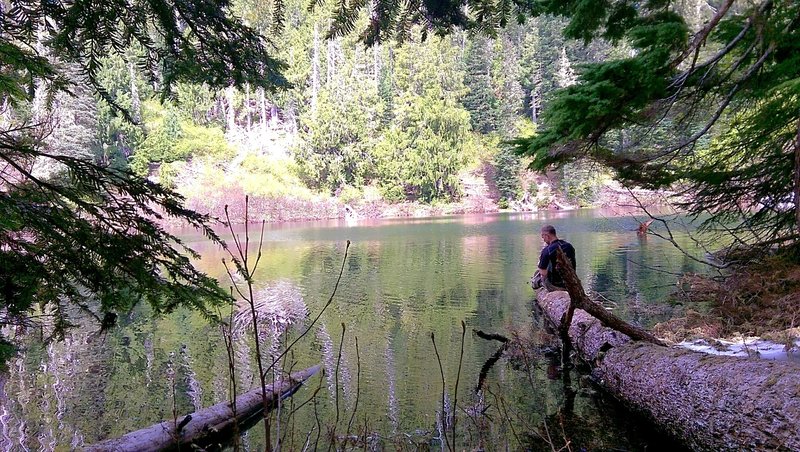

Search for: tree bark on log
xmin=85 ymin=364 xmax=321 ymax=452
xmin=536 ymin=290 xmax=800 ymax=450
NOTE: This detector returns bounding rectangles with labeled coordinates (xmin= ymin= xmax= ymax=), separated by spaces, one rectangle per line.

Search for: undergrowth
xmin=657 ymin=246 xmax=800 ymax=341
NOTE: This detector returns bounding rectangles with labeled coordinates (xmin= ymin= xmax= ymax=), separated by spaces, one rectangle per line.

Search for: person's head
xmin=540 ymin=225 xmax=557 ymax=244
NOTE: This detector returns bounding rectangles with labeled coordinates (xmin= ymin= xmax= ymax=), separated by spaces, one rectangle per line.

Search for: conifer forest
xmin=2 ymin=0 xmax=800 ymax=450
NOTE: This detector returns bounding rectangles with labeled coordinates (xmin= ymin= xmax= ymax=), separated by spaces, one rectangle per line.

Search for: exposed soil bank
xmin=181 ymin=182 xmax=669 ymax=224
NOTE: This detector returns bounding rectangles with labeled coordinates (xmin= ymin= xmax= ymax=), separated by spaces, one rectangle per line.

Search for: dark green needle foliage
xmin=1 ymin=0 xmax=291 ymax=364
xmin=510 ymin=1 xmax=800 ymax=245
xmin=325 ymin=0 xmax=800 ymax=246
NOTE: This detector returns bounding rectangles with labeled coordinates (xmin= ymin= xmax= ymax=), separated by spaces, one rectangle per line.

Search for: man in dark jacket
xmin=532 ymin=225 xmax=576 ymax=291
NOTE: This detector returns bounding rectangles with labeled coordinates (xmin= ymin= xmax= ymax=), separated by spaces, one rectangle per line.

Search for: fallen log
xmin=85 ymin=364 xmax=321 ymax=452
xmin=537 ymin=290 xmax=800 ymax=450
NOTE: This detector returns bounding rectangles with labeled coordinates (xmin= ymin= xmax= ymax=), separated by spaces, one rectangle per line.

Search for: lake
xmin=1 ymin=208 xmax=710 ymax=450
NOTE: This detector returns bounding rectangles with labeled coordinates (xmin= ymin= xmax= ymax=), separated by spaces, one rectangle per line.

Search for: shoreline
xmin=179 ymin=184 xmax=672 ymax=225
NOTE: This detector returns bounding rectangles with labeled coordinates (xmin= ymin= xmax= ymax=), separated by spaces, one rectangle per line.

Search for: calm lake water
xmin=1 ymin=209 xmax=710 ymax=450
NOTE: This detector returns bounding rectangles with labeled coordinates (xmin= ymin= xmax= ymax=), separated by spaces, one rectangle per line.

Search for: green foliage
xmin=0 ymin=139 xmax=229 ymax=339
xmin=374 ymin=91 xmax=473 ymax=202
xmin=338 ymin=184 xmax=365 ymax=204
xmin=130 ymin=106 xmax=232 ymax=178
xmin=0 ymin=338 xmax=14 ymax=371
xmin=0 ymin=0 xmax=289 ymax=362
xmin=463 ymin=38 xmax=501 ymax=134
xmin=296 ymin=87 xmax=383 ymax=192
xmin=239 ymin=155 xmax=313 ymax=198
xmin=559 ymin=162 xmax=606 ymax=206
xmin=494 ymin=145 xmax=522 ymax=202
xmin=174 ymin=82 xmax=222 ymax=126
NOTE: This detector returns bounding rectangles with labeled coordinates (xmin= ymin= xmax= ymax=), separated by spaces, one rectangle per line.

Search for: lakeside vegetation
xmin=10 ymin=0 xmax=635 ymax=222
xmin=2 ymin=0 xmax=800 ymax=448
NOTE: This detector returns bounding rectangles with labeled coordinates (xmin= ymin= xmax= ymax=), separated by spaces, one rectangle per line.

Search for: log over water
xmin=85 ymin=364 xmax=320 ymax=452
xmin=537 ymin=290 xmax=800 ymax=451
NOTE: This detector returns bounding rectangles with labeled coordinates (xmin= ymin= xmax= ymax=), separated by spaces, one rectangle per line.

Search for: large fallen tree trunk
xmin=537 ymin=290 xmax=800 ymax=450
xmin=85 ymin=364 xmax=320 ymax=452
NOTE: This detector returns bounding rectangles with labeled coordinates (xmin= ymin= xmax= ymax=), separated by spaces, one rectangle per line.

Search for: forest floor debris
xmin=655 ymin=249 xmax=800 ymax=355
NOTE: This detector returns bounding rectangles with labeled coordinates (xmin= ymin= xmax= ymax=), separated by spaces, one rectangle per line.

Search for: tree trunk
xmin=244 ymin=83 xmax=252 ymax=132
xmin=536 ymin=290 xmax=800 ymax=450
xmin=84 ymin=365 xmax=320 ymax=452
xmin=312 ymin=22 xmax=320 ymax=111
xmin=129 ymin=61 xmax=141 ymax=123
xmin=373 ymin=42 xmax=380 ymax=89
xmin=259 ymin=87 xmax=268 ymax=131
xmin=226 ymin=85 xmax=237 ymax=132
xmin=793 ymin=117 xmax=800 ymax=233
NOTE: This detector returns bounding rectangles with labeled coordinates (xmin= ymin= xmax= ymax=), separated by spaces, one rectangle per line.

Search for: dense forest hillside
xmin=33 ymin=0 xmax=698 ymax=222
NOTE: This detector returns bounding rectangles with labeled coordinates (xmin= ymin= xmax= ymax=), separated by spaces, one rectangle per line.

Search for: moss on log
xmin=537 ymin=290 xmax=800 ymax=451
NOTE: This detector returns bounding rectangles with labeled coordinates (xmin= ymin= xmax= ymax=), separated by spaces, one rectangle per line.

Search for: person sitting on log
xmin=531 ymin=225 xmax=576 ymax=292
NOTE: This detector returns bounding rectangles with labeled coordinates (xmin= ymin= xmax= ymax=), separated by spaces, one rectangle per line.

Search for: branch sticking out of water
xmin=346 ymin=336 xmax=361 ymax=441
xmin=476 ymin=345 xmax=508 ymax=393
xmin=453 ymin=320 xmax=465 ymax=452
xmin=474 ymin=330 xmax=509 ymax=343
xmin=431 ymin=332 xmax=452 ymax=452
xmin=555 ymin=248 xmax=665 ymax=346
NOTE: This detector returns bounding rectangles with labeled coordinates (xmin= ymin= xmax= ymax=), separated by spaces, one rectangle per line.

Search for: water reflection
xmin=2 ymin=209 xmax=710 ymax=449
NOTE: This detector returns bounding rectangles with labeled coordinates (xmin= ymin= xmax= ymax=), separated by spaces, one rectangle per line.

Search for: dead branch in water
xmin=555 ymin=248 xmax=665 ymax=346
xmin=474 ymin=330 xmax=509 ymax=343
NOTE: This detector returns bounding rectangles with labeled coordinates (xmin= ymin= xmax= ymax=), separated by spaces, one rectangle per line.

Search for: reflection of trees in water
xmin=179 ymin=345 xmax=203 ymax=411
xmin=229 ymin=280 xmax=309 ymax=390
xmin=1 ymin=359 xmax=27 ymax=450
xmin=316 ymin=323 xmax=353 ymax=408
xmin=234 ymin=329 xmax=255 ymax=389
xmin=144 ymin=338 xmax=154 ymax=384
xmin=0 ymin=375 xmax=12 ymax=449
xmin=384 ymin=338 xmax=399 ymax=433
xmin=2 ymin=315 xmax=105 ymax=449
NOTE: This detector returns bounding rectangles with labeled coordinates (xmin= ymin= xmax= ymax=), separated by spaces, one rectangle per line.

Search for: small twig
xmin=346 ymin=336 xmax=361 ymax=441
xmin=313 ymin=370 xmax=323 ymax=451
xmin=487 ymin=387 xmax=522 ymax=448
xmin=453 ymin=320 xmax=466 ymax=451
xmin=431 ymin=332 xmax=451 ymax=452
xmin=334 ymin=323 xmax=346 ymax=429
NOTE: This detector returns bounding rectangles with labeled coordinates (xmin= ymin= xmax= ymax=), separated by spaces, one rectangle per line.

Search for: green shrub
xmin=338 ymin=185 xmax=363 ymax=204
xmin=158 ymin=161 xmax=186 ymax=188
xmin=239 ymin=154 xmax=313 ymax=199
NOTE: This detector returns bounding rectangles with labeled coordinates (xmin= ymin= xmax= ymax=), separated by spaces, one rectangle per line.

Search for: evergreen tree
xmin=462 ymin=37 xmax=500 ymax=134
xmin=374 ymin=33 xmax=473 ymax=202
xmin=511 ymin=1 xmax=800 ymax=244
xmin=490 ymin=31 xmax=526 ymax=136
xmin=493 ymin=145 xmax=522 ymax=203
xmin=0 ymin=0 xmax=290 ymax=360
